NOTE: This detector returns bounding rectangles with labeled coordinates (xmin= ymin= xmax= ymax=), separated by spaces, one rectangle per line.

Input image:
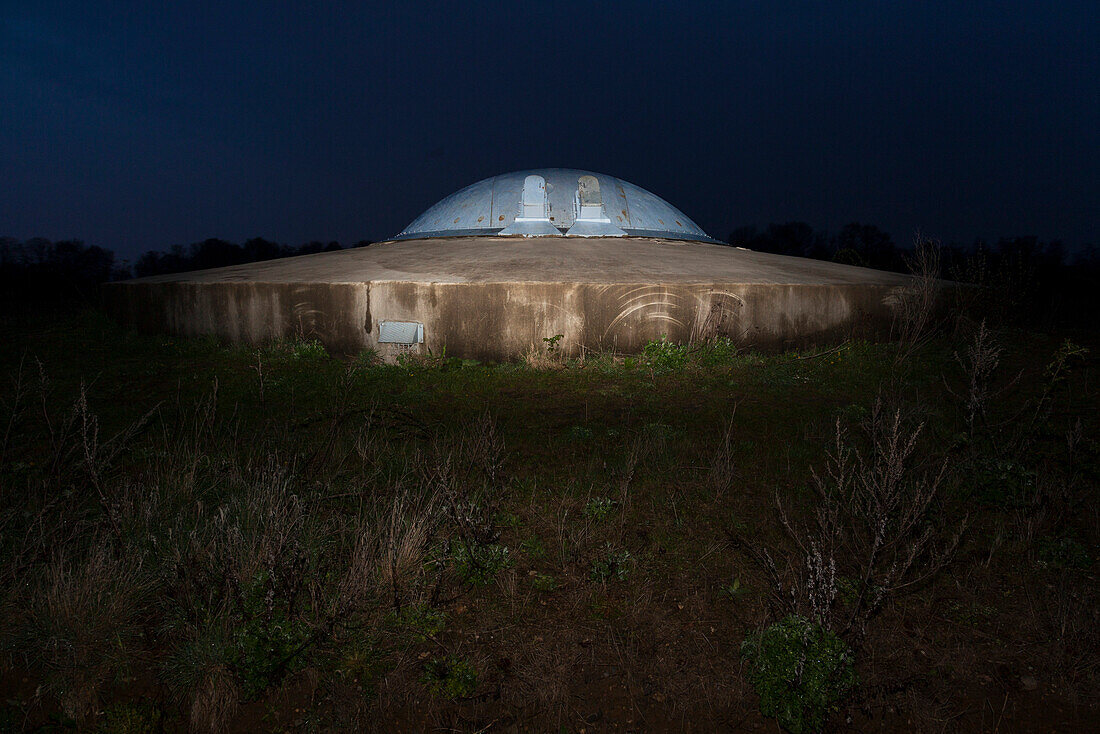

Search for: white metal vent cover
xmin=378 ymin=320 xmax=424 ymax=344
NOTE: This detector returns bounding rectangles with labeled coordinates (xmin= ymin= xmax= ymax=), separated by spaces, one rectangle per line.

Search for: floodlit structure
xmin=394 ymin=169 xmax=715 ymax=242
xmin=104 ymin=169 xmax=913 ymax=359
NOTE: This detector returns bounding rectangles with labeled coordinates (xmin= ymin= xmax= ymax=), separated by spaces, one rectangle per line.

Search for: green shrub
xmin=452 ymin=542 xmax=512 ymax=586
xmin=970 ymin=457 xmax=1036 ymax=508
xmin=289 ymin=338 xmax=327 ymax=360
xmin=331 ymin=633 xmax=387 ymax=695
xmin=945 ymin=600 xmax=996 ymax=627
xmin=495 ymin=510 xmax=521 ymax=530
xmin=642 ymin=336 xmax=689 ymax=374
xmin=1037 ymin=535 xmax=1093 ymax=569
xmin=389 ymin=604 xmax=447 ymax=641
xmin=718 ymin=577 xmax=747 ymax=600
xmin=262 ymin=336 xmax=328 ymax=361
xmin=741 ymin=616 xmax=857 ymax=734
xmin=531 ymin=573 xmax=557 ymax=592
xmin=643 ymin=422 xmax=676 ymax=440
xmin=520 ymin=536 xmax=546 ymax=559
xmin=421 ymin=655 xmax=477 ymax=699
xmin=231 ymin=572 xmax=312 ymax=700
xmin=590 ymin=546 xmax=632 ymax=583
xmin=583 ymin=496 xmax=617 ymax=522
xmin=567 ymin=425 xmax=594 ymax=442
xmin=354 ymin=347 xmax=382 ymax=367
xmin=695 ymin=336 xmax=740 ymax=365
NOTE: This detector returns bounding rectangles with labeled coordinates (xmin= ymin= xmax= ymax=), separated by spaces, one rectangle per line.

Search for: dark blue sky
xmin=2 ymin=1 xmax=1097 ymax=260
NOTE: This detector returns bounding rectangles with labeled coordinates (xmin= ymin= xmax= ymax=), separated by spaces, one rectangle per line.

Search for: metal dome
xmin=394 ymin=168 xmax=719 ymax=243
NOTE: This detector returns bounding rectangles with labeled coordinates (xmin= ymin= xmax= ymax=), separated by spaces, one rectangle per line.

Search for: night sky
xmin=2 ymin=1 xmax=1097 ymax=261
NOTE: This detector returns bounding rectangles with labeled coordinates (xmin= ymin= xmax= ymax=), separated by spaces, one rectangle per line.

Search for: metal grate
xmin=378 ymin=320 xmax=423 ymax=344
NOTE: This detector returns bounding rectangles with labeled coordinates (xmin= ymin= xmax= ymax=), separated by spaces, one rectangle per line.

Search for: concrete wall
xmin=103 ymin=278 xmax=904 ymax=359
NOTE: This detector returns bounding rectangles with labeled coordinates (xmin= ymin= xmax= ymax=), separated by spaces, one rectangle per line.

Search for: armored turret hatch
xmin=567 ymin=175 xmax=626 ymax=237
xmin=499 ymin=175 xmax=561 ymax=236
xmin=394 ymin=168 xmax=718 ymax=243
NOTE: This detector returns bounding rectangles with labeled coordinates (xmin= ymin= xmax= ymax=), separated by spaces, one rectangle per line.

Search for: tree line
xmin=728 ymin=222 xmax=1100 ymax=326
xmin=2 ymin=226 xmax=1097 ymax=326
xmin=131 ymin=237 xmax=374 ymax=278
xmin=0 ymin=237 xmax=372 ymax=304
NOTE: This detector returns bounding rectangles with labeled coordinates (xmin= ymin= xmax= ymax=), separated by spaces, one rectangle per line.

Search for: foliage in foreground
xmin=421 ymin=655 xmax=478 ymax=700
xmin=741 ymin=615 xmax=857 ymax=734
xmin=0 ymin=309 xmax=1094 ymax=731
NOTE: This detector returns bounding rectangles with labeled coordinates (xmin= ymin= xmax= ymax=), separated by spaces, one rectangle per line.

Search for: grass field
xmin=0 ymin=308 xmax=1097 ymax=732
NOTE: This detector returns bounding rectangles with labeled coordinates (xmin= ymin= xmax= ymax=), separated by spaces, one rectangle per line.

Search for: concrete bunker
xmin=103 ymin=168 xmax=915 ymax=360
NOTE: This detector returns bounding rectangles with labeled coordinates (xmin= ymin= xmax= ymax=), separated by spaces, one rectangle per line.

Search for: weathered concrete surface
xmin=103 ymin=236 xmax=917 ymax=359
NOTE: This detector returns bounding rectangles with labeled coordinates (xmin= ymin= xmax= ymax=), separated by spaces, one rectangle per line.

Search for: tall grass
xmin=5 ymin=542 xmax=150 ymax=720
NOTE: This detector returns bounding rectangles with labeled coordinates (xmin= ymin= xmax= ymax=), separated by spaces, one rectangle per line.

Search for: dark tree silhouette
xmin=131 ymin=237 xmax=370 ymax=277
xmin=833 ymin=223 xmax=899 ymax=270
xmin=0 ymin=237 xmax=121 ymax=305
xmin=727 ymin=222 xmax=830 ymax=258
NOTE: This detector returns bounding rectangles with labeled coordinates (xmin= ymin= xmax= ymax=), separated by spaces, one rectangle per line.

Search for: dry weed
xmin=338 ymin=517 xmax=381 ymax=612
xmin=798 ymin=403 xmax=964 ymax=636
xmin=522 ymin=338 xmax=566 ymax=369
xmin=506 ymin=627 xmax=582 ymax=725
xmin=5 ymin=542 xmax=148 ymax=720
xmin=188 ymin=663 xmax=240 ymax=734
xmin=705 ymin=411 xmax=738 ymax=499
xmin=0 ymin=352 xmax=28 ymax=468
xmin=377 ymin=479 xmax=444 ymax=613
xmin=948 ymin=320 xmax=1003 ymax=437
xmin=891 ymin=234 xmax=942 ymax=365
xmin=739 ymin=401 xmax=966 ymax=643
xmin=463 ymin=411 xmax=505 ymax=490
xmin=1023 ymin=577 xmax=1100 ymax=690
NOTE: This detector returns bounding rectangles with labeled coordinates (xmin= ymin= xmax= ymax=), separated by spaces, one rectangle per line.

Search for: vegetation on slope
xmin=0 ymin=307 xmax=1096 ymax=732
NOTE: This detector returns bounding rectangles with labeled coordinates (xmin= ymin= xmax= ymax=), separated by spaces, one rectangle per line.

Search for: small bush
xmin=590 ymin=546 xmax=632 ymax=583
xmin=523 ymin=334 xmax=566 ymax=369
xmin=452 ymin=541 xmax=512 ymax=586
xmin=531 ymin=573 xmax=557 ymax=592
xmin=741 ymin=616 xmax=857 ymax=734
xmin=1037 ymin=535 xmax=1093 ymax=570
xmin=642 ymin=336 xmax=689 ymax=374
xmin=519 ymin=536 xmax=546 ymax=559
xmin=289 ymin=338 xmax=328 ymax=360
xmin=695 ymin=336 xmax=740 ymax=366
xmin=421 ymin=656 xmax=477 ymax=700
xmin=231 ymin=572 xmax=312 ymax=700
xmin=389 ymin=603 xmax=447 ymax=641
xmin=582 ymin=496 xmax=617 ymax=522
